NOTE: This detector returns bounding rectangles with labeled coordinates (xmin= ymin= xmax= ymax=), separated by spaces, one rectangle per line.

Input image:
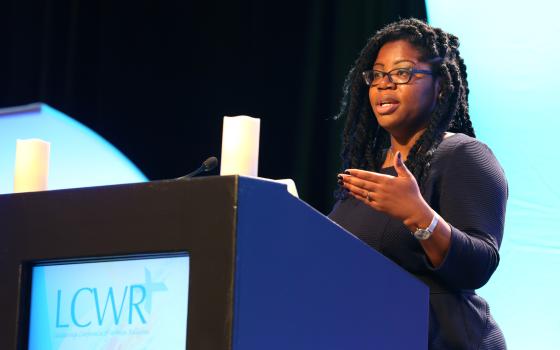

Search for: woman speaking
xmin=330 ymin=18 xmax=508 ymax=349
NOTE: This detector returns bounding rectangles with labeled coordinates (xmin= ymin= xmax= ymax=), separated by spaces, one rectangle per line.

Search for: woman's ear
xmin=430 ymin=77 xmax=442 ymax=111
xmin=435 ymin=77 xmax=442 ymax=100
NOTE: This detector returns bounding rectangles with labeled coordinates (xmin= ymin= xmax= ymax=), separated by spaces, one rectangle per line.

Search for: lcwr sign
xmin=55 ymin=285 xmax=147 ymax=328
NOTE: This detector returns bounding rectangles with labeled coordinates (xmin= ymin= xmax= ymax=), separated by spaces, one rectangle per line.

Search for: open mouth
xmin=375 ymin=100 xmax=400 ymax=115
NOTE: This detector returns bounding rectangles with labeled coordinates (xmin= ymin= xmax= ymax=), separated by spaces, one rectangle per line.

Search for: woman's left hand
xmin=339 ymin=152 xmax=432 ymax=227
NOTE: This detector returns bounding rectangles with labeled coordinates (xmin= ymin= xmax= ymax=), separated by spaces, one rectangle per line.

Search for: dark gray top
xmin=329 ymin=133 xmax=508 ymax=350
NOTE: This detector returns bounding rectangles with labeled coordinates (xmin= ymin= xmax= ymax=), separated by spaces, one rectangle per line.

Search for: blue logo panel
xmin=28 ymin=255 xmax=189 ymax=349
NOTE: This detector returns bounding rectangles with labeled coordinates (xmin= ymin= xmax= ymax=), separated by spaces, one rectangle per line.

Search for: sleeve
xmin=425 ymin=139 xmax=508 ymax=290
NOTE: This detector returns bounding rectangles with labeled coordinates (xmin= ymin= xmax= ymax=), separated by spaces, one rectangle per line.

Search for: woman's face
xmin=368 ymin=40 xmax=439 ymax=140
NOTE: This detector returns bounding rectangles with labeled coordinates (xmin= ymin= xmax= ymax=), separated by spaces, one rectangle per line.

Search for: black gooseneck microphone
xmin=176 ymin=156 xmax=219 ymax=180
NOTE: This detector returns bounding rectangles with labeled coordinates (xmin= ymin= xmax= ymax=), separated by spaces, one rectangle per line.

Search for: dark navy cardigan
xmin=329 ymin=133 xmax=508 ymax=350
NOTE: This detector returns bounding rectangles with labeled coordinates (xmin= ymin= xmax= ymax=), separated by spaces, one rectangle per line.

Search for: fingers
xmin=338 ymin=173 xmax=379 ymax=193
xmin=338 ymin=174 xmax=382 ymax=207
xmin=393 ymin=151 xmax=413 ymax=178
xmin=343 ymin=169 xmax=394 ymax=183
xmin=341 ymin=178 xmax=374 ymax=198
xmin=338 ymin=160 xmax=421 ymax=219
xmin=347 ymin=188 xmax=382 ymax=210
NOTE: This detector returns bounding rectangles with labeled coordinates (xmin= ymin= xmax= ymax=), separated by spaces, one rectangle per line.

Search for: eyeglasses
xmin=362 ymin=68 xmax=433 ymax=87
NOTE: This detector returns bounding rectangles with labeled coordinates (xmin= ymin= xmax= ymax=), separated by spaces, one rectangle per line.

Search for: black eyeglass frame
xmin=362 ymin=68 xmax=434 ymax=87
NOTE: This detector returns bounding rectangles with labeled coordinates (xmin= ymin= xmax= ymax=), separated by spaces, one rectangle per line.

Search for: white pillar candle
xmin=13 ymin=139 xmax=50 ymax=193
xmin=220 ymin=116 xmax=260 ymax=177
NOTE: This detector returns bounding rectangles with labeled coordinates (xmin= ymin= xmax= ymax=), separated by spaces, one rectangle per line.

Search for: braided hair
xmin=335 ymin=18 xmax=474 ymax=198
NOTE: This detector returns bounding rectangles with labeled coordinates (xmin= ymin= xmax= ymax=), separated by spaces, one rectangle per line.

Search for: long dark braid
xmin=335 ymin=18 xmax=474 ymax=199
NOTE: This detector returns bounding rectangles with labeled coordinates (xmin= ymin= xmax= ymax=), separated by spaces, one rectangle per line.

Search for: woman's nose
xmin=377 ymin=74 xmax=396 ymax=89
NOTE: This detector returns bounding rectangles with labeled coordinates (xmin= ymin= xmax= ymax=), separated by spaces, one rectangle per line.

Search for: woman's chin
xmin=375 ymin=114 xmax=399 ymax=130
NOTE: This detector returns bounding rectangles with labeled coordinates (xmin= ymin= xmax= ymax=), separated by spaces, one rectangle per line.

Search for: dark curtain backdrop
xmin=0 ymin=0 xmax=426 ymax=214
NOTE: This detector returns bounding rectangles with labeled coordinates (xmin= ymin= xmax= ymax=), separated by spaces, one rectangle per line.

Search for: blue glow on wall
xmin=426 ymin=2 xmax=560 ymax=348
xmin=0 ymin=103 xmax=147 ymax=193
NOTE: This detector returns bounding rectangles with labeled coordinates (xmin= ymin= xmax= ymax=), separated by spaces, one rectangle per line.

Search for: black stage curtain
xmin=0 ymin=0 xmax=426 ymax=213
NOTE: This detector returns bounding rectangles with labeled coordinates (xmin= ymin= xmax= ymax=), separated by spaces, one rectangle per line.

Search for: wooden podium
xmin=0 ymin=176 xmax=428 ymax=349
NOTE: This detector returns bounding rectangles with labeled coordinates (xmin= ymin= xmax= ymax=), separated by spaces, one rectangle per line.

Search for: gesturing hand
xmin=339 ymin=152 xmax=432 ymax=226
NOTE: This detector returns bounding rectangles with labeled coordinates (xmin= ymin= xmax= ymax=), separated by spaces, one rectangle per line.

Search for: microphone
xmin=176 ymin=156 xmax=219 ymax=180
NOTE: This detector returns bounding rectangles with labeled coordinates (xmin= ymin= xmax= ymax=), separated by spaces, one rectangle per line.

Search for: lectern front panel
xmin=0 ymin=176 xmax=238 ymax=350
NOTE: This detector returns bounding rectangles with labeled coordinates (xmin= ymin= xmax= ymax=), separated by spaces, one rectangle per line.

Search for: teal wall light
xmin=0 ymin=103 xmax=147 ymax=194
xmin=427 ymin=1 xmax=560 ymax=348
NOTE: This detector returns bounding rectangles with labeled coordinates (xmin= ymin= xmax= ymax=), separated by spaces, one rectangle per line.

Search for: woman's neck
xmin=389 ymin=128 xmax=427 ymax=161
